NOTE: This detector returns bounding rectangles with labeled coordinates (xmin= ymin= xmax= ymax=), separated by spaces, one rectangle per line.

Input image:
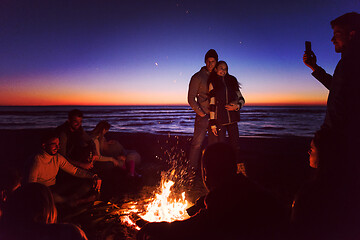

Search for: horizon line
xmin=0 ymin=103 xmax=327 ymax=107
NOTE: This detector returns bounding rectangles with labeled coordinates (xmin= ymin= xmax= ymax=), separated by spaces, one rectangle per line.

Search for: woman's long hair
xmin=90 ymin=120 xmax=111 ymax=140
xmin=208 ymin=61 xmax=241 ymax=91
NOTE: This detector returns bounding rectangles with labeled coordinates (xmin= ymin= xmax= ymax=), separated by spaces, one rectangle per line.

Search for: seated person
xmin=28 ymin=132 xmax=101 ymax=205
xmin=90 ymin=120 xmax=141 ymax=177
xmin=0 ymin=182 xmax=88 ymax=240
xmin=0 ymin=167 xmax=21 ymax=219
xmin=56 ymin=109 xmax=97 ymax=170
xmin=137 ymin=143 xmax=289 ymax=240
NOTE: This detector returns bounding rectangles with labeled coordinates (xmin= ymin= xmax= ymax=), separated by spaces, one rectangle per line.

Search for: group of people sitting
xmin=0 ymin=109 xmax=141 ymax=239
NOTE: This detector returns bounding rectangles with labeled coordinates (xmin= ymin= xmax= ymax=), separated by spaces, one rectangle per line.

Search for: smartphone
xmin=305 ymin=41 xmax=312 ymax=53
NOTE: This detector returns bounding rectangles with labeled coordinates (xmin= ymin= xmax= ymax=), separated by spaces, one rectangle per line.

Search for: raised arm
xmin=311 ymin=67 xmax=333 ymax=90
xmin=303 ymin=51 xmax=332 ymax=90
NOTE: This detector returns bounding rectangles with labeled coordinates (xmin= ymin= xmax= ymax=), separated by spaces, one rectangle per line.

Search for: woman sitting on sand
xmin=90 ymin=120 xmax=141 ymax=177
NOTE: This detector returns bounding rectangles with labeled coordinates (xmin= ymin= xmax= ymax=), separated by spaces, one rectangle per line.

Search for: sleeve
xmin=209 ymin=82 xmax=217 ymax=128
xmin=28 ymin=157 xmax=40 ymax=183
xmin=58 ymin=131 xmax=68 ymax=157
xmin=312 ymin=66 xmax=333 ymax=90
xmin=188 ymin=74 xmax=206 ymax=116
xmin=233 ymin=77 xmax=245 ymax=110
xmin=237 ymin=90 xmax=245 ymax=109
xmin=58 ymin=155 xmax=93 ymax=178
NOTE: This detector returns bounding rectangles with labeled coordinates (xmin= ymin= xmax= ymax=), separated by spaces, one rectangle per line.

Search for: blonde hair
xmin=3 ymin=183 xmax=57 ymax=225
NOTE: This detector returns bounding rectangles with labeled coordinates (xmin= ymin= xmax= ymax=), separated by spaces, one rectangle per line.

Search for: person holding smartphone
xmin=296 ymin=12 xmax=360 ymax=239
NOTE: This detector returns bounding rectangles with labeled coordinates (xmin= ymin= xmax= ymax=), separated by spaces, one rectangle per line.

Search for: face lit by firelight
xmin=43 ymin=138 xmax=60 ymax=156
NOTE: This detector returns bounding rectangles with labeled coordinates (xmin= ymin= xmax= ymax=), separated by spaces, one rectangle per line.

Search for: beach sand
xmin=0 ymin=129 xmax=313 ymax=239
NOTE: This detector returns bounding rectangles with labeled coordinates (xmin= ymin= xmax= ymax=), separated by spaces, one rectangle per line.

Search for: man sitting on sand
xmin=137 ymin=143 xmax=289 ymax=240
xmin=56 ymin=109 xmax=98 ymax=170
xmin=28 ymin=132 xmax=101 ymax=205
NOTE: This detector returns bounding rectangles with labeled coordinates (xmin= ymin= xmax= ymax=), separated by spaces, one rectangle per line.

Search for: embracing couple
xmin=187 ymin=49 xmax=245 ymax=173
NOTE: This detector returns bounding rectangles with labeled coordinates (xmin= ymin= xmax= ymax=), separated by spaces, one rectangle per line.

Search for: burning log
xmin=119 ymin=178 xmax=192 ymax=229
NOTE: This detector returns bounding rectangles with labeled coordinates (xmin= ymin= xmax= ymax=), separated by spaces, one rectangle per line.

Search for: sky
xmin=0 ymin=0 xmax=359 ymax=106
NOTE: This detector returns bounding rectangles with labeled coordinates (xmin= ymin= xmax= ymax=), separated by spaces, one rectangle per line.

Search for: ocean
xmin=0 ymin=105 xmax=326 ymax=138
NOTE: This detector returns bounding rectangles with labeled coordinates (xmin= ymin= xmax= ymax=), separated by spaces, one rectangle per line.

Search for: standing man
xmin=303 ymin=12 xmax=360 ymax=181
xmin=187 ymin=49 xmax=218 ymax=172
xmin=296 ymin=12 xmax=360 ymax=238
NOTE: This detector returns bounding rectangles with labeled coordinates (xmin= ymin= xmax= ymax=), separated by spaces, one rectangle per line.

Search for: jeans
xmin=188 ymin=114 xmax=209 ymax=170
xmin=208 ymin=122 xmax=241 ymax=163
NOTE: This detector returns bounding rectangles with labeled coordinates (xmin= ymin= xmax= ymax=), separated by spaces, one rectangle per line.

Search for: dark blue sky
xmin=0 ymin=0 xmax=359 ymax=105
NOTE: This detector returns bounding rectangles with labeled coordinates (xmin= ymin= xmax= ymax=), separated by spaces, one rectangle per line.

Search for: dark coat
xmin=208 ymin=73 xmax=243 ymax=126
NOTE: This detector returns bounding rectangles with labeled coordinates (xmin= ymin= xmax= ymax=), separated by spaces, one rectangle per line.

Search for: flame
xmin=120 ymin=140 xmax=193 ymax=229
xmin=119 ymin=202 xmax=141 ymax=230
xmin=139 ymin=179 xmax=191 ymax=223
xmin=119 ymin=176 xmax=192 ymax=229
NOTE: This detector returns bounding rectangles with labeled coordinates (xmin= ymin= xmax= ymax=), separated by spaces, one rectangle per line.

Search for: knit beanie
xmin=204 ymin=49 xmax=218 ymax=63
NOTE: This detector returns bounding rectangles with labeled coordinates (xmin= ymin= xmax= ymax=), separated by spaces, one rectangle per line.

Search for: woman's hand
xmin=225 ymin=103 xmax=239 ymax=111
xmin=115 ymin=155 xmax=127 ymax=169
xmin=91 ymin=154 xmax=99 ymax=162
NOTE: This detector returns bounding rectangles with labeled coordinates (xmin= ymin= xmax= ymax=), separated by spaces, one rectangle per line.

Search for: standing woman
xmin=208 ymin=61 xmax=245 ymax=162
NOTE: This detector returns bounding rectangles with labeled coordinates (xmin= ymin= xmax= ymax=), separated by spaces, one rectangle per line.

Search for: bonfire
xmin=118 ymin=137 xmax=195 ymax=230
xmin=119 ymin=172 xmax=192 ymax=230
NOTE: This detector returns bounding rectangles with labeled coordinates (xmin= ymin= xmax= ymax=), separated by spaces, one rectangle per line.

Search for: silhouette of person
xmin=303 ymin=12 xmax=360 ymax=183
xmin=0 ymin=183 xmax=88 ymax=240
xmin=294 ymin=12 xmax=360 ymax=239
